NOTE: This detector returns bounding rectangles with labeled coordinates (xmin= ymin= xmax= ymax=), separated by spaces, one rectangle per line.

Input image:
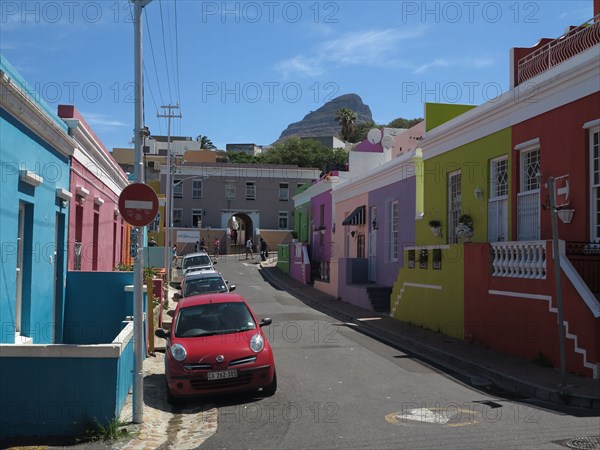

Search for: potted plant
xmin=290 ymin=230 xmax=298 ymax=242
xmin=455 ymin=214 xmax=474 ymax=242
xmin=428 ymin=220 xmax=442 ymax=237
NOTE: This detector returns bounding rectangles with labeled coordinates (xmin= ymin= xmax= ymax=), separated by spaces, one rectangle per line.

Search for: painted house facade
xmin=1 ymin=55 xmax=74 ymax=345
xmin=58 ymin=105 xmax=130 ymax=272
xmin=391 ymin=16 xmax=600 ymax=377
xmin=1 ymin=56 xmax=139 ymax=436
xmin=334 ymin=141 xmax=422 ymax=312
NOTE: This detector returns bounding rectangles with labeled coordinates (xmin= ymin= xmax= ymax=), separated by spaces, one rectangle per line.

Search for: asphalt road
xmin=195 ymin=257 xmax=600 ymax=450
xmin=4 ymin=256 xmax=596 ymax=450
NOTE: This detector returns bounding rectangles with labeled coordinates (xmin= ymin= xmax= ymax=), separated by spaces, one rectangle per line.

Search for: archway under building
xmin=227 ymin=213 xmax=253 ymax=253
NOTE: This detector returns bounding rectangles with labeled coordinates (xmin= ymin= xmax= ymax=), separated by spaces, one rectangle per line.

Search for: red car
xmin=155 ymin=292 xmax=277 ymax=403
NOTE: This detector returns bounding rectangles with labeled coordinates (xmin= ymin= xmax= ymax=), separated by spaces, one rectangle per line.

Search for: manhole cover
xmin=561 ymin=436 xmax=600 ymax=449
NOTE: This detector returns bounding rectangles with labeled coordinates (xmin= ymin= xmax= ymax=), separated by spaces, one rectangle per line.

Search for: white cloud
xmin=274 ymin=26 xmax=427 ymax=77
xmin=275 ymin=56 xmax=324 ymax=78
xmin=81 ymin=112 xmax=127 ymax=128
xmin=413 ymin=56 xmax=494 ymax=74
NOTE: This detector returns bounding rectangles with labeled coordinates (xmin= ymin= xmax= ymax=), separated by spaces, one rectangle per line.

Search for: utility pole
xmin=132 ymin=0 xmax=153 ymax=424
xmin=158 ymin=105 xmax=181 ymax=285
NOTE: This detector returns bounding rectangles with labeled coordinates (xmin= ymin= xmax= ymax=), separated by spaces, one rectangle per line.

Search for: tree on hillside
xmin=227 ymin=152 xmax=258 ymax=164
xmin=196 ymin=135 xmax=217 ymax=149
xmin=335 ymin=108 xmax=358 ymax=142
xmin=258 ymin=137 xmax=348 ymax=173
xmin=347 ymin=121 xmax=380 ymax=143
xmin=386 ymin=117 xmax=423 ymax=129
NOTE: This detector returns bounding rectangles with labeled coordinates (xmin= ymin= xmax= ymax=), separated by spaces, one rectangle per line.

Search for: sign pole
xmin=548 ymin=177 xmax=568 ymax=388
xmin=132 ymin=0 xmax=153 ymax=424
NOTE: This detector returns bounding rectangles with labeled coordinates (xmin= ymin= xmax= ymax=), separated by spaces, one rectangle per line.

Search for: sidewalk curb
xmin=259 ymin=266 xmax=600 ymax=410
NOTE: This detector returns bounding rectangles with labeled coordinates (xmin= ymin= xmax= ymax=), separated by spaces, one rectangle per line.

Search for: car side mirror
xmin=229 ymin=285 xmax=236 ymax=292
xmin=155 ymin=329 xmax=168 ymax=339
xmin=173 ymin=292 xmax=182 ymax=299
xmin=259 ymin=318 xmax=272 ymax=327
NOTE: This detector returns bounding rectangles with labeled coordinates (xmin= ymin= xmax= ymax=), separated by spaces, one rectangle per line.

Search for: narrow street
xmin=151 ymin=257 xmax=599 ymax=450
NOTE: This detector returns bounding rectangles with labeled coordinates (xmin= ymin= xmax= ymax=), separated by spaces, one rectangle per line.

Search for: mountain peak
xmin=277 ymin=93 xmax=373 ymax=142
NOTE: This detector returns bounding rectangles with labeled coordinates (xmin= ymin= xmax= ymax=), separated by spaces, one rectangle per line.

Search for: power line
xmin=143 ymin=62 xmax=162 ymax=135
xmin=158 ymin=0 xmax=173 ymax=105
xmin=174 ymin=0 xmax=181 ymax=107
xmin=144 ymin=13 xmax=166 ymax=107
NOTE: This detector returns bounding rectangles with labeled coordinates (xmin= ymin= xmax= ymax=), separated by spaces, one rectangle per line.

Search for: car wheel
xmin=262 ymin=371 xmax=277 ymax=396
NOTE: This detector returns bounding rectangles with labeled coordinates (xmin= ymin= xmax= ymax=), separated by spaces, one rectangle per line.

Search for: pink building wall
xmin=58 ymin=105 xmax=128 ymax=271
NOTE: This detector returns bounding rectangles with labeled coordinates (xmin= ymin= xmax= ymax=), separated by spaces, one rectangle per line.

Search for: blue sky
xmin=0 ymin=1 xmax=593 ymax=151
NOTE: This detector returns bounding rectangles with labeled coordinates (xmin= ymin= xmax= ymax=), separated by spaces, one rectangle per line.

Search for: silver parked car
xmin=179 ymin=269 xmax=236 ymax=298
xmin=172 ymin=251 xmax=214 ymax=286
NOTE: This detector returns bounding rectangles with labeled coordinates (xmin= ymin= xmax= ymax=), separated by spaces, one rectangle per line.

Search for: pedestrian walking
xmin=200 ymin=237 xmax=206 ymax=251
xmin=172 ymin=245 xmax=178 ymax=264
xmin=194 ymin=240 xmax=200 ymax=252
xmin=232 ymin=229 xmax=238 ymax=246
xmin=213 ymin=238 xmax=220 ymax=260
xmin=260 ymin=237 xmax=268 ymax=261
xmin=245 ymin=238 xmax=254 ymax=260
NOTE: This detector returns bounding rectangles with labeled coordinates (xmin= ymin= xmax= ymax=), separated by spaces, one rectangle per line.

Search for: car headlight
xmin=249 ymin=334 xmax=264 ymax=353
xmin=171 ymin=343 xmax=187 ymax=361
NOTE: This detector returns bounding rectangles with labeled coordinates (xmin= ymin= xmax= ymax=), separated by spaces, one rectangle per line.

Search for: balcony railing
xmin=490 ymin=240 xmax=546 ymax=279
xmin=517 ymin=14 xmax=600 ymax=85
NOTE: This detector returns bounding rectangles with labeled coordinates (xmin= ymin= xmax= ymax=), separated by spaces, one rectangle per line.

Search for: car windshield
xmin=183 ymin=277 xmax=228 ymax=297
xmin=174 ymin=302 xmax=256 ymax=338
xmin=183 ymin=255 xmax=211 ymax=269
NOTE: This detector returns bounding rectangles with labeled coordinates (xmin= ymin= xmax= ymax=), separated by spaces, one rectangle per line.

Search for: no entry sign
xmin=118 ymin=183 xmax=159 ymax=227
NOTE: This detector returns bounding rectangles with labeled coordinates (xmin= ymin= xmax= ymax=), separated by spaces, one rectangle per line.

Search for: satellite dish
xmin=382 ymin=135 xmax=395 ymax=150
xmin=367 ymin=128 xmax=382 ymax=144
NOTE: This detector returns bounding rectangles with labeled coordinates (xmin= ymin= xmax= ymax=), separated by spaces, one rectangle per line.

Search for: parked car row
xmin=157 ymin=256 xmax=276 ymax=403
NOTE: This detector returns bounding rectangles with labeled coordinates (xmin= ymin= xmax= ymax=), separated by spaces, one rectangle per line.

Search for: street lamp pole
xmin=132 ymin=0 xmax=152 ymax=424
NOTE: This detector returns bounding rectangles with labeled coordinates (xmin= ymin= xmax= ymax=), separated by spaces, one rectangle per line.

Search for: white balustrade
xmin=490 ymin=241 xmax=546 ymax=279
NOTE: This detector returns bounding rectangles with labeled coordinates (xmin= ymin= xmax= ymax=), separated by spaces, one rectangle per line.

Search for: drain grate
xmin=560 ymin=436 xmax=600 ymax=449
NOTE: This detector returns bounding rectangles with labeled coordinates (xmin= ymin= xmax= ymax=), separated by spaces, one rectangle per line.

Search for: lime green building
xmin=390 ymin=103 xmax=512 ymax=339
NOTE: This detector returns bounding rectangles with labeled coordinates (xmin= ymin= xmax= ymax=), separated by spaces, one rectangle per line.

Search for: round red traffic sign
xmin=118 ymin=183 xmax=159 ymax=227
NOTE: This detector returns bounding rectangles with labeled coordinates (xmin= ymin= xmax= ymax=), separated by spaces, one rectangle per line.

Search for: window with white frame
xmin=225 ymin=182 xmax=235 ymax=200
xmin=246 ymin=182 xmax=256 ymax=200
xmin=448 ymin=170 xmax=462 ymax=244
xmin=192 ymin=181 xmax=202 ymax=199
xmin=591 ymin=126 xmax=600 ymax=240
xmin=192 ymin=209 xmax=203 ymax=228
xmin=390 ymin=200 xmax=399 ymax=261
xmin=278 ymin=211 xmax=289 ymax=229
xmin=488 ymin=156 xmax=508 ymax=242
xmin=517 ymin=147 xmax=541 ymax=240
xmin=521 ymin=149 xmax=541 ymax=192
xmin=279 ymin=183 xmax=289 ymax=201
xmin=173 ymin=181 xmax=183 ymax=199
xmin=173 ymin=209 xmax=183 ymax=227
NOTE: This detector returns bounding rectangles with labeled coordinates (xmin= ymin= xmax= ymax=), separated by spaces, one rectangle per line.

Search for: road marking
xmin=386 ymin=407 xmax=479 ymax=427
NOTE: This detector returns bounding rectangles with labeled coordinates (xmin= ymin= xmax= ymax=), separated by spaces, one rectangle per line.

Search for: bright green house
xmin=390 ymin=103 xmax=512 ymax=339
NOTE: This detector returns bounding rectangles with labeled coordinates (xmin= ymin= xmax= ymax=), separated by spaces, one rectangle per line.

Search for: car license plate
xmin=207 ymin=370 xmax=237 ymax=380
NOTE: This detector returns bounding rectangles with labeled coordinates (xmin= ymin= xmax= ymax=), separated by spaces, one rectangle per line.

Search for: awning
xmin=342 ymin=205 xmax=366 ymax=226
